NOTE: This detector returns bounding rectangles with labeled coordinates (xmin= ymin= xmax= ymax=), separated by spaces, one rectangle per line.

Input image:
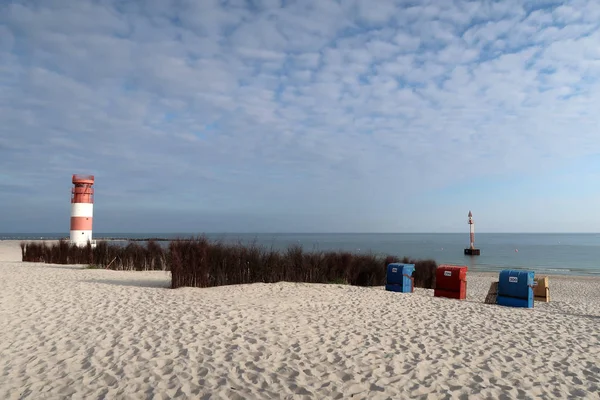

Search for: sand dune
xmin=1 ymin=240 xmax=599 ymax=399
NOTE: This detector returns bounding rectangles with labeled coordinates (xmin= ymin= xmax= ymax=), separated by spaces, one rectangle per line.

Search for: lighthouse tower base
xmin=69 ymin=240 xmax=97 ymax=249
xmin=464 ymin=248 xmax=481 ymax=256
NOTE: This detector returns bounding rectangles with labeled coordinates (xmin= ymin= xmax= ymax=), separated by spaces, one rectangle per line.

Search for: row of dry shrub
xmin=169 ymin=238 xmax=436 ymax=289
xmin=21 ymin=237 xmax=437 ymax=289
xmin=21 ymin=240 xmax=167 ymax=271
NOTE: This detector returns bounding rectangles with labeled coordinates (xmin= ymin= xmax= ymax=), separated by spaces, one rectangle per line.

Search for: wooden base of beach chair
xmin=484 ymin=281 xmax=499 ymax=304
xmin=534 ymin=276 xmax=550 ymax=302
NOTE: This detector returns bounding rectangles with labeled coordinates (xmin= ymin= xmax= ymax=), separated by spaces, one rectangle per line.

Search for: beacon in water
xmin=463 ymin=211 xmax=480 ymax=256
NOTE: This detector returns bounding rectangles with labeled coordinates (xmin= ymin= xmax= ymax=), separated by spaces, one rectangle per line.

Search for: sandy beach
xmin=1 ymin=240 xmax=599 ymax=399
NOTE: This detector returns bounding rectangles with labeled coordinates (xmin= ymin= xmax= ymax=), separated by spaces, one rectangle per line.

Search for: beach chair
xmin=533 ymin=276 xmax=550 ymax=302
xmin=434 ymin=265 xmax=468 ymax=300
xmin=385 ymin=263 xmax=415 ymax=293
xmin=496 ymin=270 xmax=534 ymax=308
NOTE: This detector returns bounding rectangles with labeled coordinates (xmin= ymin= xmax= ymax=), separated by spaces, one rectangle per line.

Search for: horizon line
xmin=2 ymin=232 xmax=600 ymax=235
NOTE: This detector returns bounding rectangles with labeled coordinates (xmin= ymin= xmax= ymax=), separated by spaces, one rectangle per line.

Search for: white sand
xmin=1 ymin=240 xmax=599 ymax=399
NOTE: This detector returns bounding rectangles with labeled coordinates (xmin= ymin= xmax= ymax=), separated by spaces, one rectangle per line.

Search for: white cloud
xmin=462 ymin=19 xmax=516 ymax=46
xmin=236 ymin=47 xmax=286 ymax=62
xmin=436 ymin=42 xmax=480 ymax=64
xmin=364 ymin=39 xmax=398 ymax=61
xmin=393 ymin=32 xmax=421 ymax=52
xmin=552 ymin=4 xmax=584 ymax=23
xmin=352 ymin=0 xmax=398 ymax=24
xmin=293 ymin=53 xmax=321 ymax=69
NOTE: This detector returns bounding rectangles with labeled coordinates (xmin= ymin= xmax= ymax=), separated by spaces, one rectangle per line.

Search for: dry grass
xmin=21 ymin=237 xmax=438 ymax=289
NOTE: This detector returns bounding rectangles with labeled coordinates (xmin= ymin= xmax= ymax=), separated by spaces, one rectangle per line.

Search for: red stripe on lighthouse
xmin=70 ymin=217 xmax=93 ymax=230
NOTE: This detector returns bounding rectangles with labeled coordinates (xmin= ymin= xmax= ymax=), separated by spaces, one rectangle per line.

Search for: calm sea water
xmin=4 ymin=233 xmax=600 ymax=276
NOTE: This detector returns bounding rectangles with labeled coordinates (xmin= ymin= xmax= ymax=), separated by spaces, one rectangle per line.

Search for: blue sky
xmin=1 ymin=0 xmax=600 ymax=233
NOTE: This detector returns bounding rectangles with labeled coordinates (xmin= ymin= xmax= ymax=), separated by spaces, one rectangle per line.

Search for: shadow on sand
xmin=83 ymin=278 xmax=171 ymax=289
xmin=534 ymin=309 xmax=600 ymax=320
xmin=431 ymin=297 xmax=600 ymax=320
xmin=30 ymin=264 xmax=86 ymax=270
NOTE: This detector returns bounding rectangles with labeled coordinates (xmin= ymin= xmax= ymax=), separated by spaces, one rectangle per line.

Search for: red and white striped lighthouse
xmin=70 ymin=174 xmax=95 ymax=247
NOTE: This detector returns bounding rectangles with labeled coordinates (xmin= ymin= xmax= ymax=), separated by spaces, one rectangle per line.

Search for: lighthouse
xmin=464 ymin=210 xmax=480 ymax=256
xmin=70 ymin=174 xmax=96 ymax=248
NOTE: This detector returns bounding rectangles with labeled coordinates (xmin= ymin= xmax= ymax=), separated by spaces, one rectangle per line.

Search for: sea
xmin=3 ymin=233 xmax=600 ymax=277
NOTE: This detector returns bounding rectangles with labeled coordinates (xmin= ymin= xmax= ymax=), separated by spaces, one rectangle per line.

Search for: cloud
xmin=1 ymin=0 xmax=600 ymax=232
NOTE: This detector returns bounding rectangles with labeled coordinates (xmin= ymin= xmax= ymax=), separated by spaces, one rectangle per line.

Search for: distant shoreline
xmin=96 ymin=237 xmax=175 ymax=242
xmin=2 ymin=237 xmax=185 ymax=242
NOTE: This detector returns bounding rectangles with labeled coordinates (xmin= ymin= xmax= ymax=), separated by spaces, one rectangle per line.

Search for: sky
xmin=1 ymin=0 xmax=600 ymax=234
